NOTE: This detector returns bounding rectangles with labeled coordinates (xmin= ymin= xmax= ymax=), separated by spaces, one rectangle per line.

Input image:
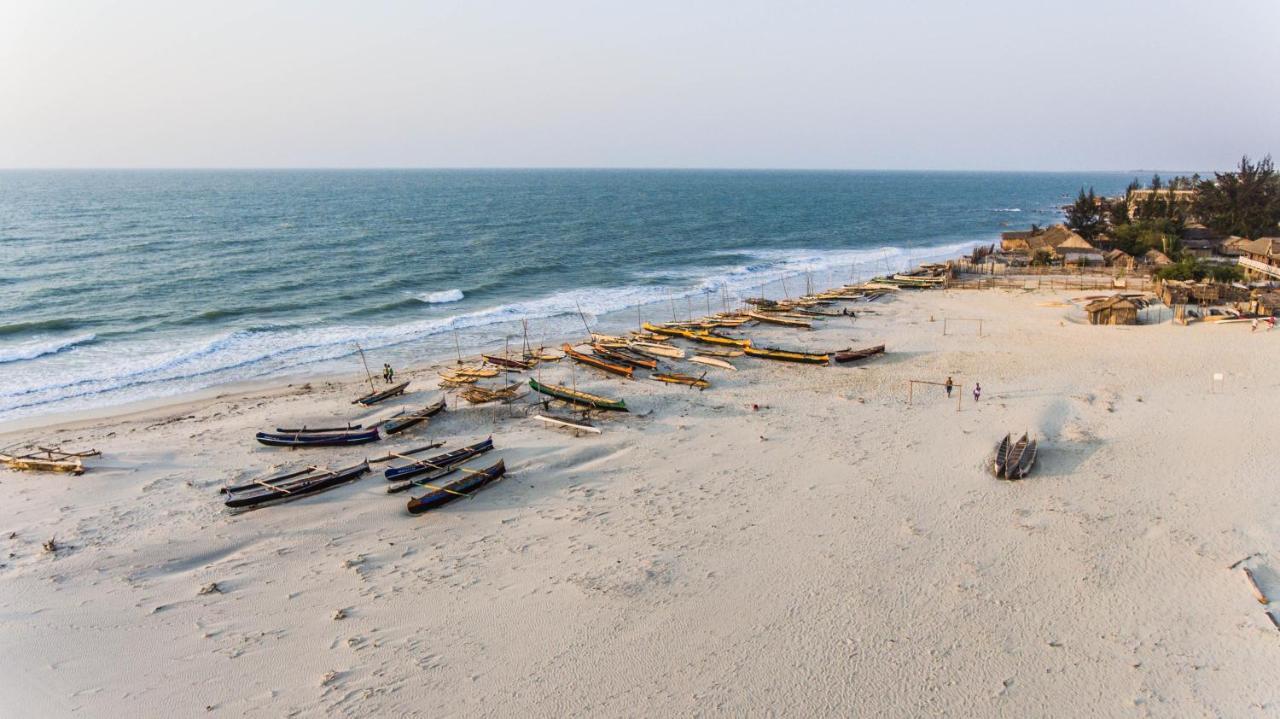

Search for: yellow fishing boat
xmin=743 ymin=345 xmax=830 ymax=364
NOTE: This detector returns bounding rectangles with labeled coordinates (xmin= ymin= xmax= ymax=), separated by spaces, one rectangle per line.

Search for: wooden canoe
xmin=562 ymin=344 xmax=634 ymax=378
xmin=533 ymin=414 xmax=602 ymax=435
xmin=695 ymin=348 xmax=743 ymax=358
xmin=651 ymin=373 xmax=710 ymax=389
xmin=641 ymin=322 xmax=697 ymax=339
xmin=528 ymin=378 xmax=627 ymax=411
xmin=590 ymin=345 xmax=659 ymax=370
xmin=745 ymin=312 xmax=812 ymax=329
xmin=992 ymin=434 xmax=1011 ymax=478
xmin=381 ymin=399 xmax=446 ymax=434
xmin=833 ymin=344 xmax=886 ymax=363
xmin=743 ymin=345 xmax=830 ymax=364
xmin=385 ymin=437 xmax=495 ymax=485
xmin=353 ymin=381 xmax=410 ymax=406
xmin=688 ymin=331 xmax=752 ymax=348
xmin=628 ymin=341 xmax=685 ymax=359
xmin=1008 ymin=439 xmax=1037 ymax=480
xmin=255 ymin=427 xmax=381 ymax=447
xmin=1002 ymin=434 xmax=1029 ymax=479
xmin=406 ymin=459 xmax=506 ymax=514
xmin=224 ymin=460 xmax=370 ymax=509
xmin=482 ymin=354 xmax=534 ymax=370
xmin=689 ymin=355 xmax=736 ymax=371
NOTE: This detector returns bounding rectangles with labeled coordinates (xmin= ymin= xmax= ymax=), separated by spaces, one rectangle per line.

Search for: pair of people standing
xmin=945 ymin=376 xmax=981 ymax=403
xmin=382 ymin=363 xmax=395 ymax=383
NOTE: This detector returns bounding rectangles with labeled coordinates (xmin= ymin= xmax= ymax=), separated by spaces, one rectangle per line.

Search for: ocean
xmin=0 ymin=169 xmax=1134 ymax=422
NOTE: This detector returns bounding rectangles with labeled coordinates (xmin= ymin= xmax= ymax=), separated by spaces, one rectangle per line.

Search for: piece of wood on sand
xmin=1242 ymin=567 xmax=1269 ymax=604
xmin=533 ymin=414 xmax=601 ymax=435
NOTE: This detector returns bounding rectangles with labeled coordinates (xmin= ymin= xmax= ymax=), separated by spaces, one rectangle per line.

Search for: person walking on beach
xmin=383 ymin=363 xmax=394 ymax=384
xmin=1252 ymin=318 xmax=1258 ymax=333
xmin=945 ymin=376 xmax=954 ymax=398
xmin=973 ymin=382 xmax=981 ymax=403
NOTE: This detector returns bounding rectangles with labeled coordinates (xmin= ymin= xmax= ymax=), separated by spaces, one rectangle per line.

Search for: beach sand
xmin=2 ymin=288 xmax=1277 ymax=717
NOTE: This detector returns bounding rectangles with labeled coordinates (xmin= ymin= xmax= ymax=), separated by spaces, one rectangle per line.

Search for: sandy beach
xmin=2 ymin=286 xmax=1278 ymax=717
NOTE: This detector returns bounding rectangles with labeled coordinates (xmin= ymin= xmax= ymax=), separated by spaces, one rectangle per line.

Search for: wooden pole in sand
xmin=355 ymin=342 xmax=376 ymax=393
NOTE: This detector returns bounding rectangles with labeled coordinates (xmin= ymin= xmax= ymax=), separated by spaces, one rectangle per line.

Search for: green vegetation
xmin=1192 ymin=155 xmax=1280 ymax=240
xmin=1108 ymin=218 xmax=1182 ymax=257
xmin=1155 ymin=258 xmax=1244 ymax=283
xmin=1065 ymin=188 xmax=1105 ymax=240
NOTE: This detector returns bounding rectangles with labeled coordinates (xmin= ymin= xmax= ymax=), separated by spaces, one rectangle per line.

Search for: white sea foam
xmin=0 ymin=334 xmax=96 ymax=364
xmin=416 ymin=289 xmax=465 ymax=304
xmin=0 ymin=239 xmax=986 ymax=420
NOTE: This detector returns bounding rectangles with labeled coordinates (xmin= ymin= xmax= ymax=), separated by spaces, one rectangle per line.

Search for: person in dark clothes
xmin=945 ymin=376 xmax=954 ymax=397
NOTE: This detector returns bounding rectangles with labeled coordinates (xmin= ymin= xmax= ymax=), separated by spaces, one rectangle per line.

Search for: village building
xmin=1105 ymin=248 xmax=1135 ymax=270
xmin=1085 ymin=296 xmax=1139 ymax=325
xmin=1236 ymin=237 xmax=1280 ymax=280
xmin=1057 ymin=235 xmax=1104 ymax=266
xmin=1143 ymin=249 xmax=1173 ymax=267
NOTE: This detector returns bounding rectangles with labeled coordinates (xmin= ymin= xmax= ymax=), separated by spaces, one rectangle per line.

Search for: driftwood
xmin=1242 ymin=567 xmax=1269 ymax=605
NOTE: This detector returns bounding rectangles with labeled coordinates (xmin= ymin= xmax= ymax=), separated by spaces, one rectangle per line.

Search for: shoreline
xmin=3 ymin=277 xmax=1278 ymax=716
xmin=0 ymin=239 xmax=987 ymax=428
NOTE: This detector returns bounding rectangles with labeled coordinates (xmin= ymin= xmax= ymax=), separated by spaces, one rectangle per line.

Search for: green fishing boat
xmin=528 ymin=378 xmax=628 ymax=411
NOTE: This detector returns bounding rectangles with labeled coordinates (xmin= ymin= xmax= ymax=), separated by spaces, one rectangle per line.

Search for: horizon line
xmin=0 ymin=166 xmax=1208 ymax=175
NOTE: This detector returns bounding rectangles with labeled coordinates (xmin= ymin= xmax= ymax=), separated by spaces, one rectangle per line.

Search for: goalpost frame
xmin=942 ymin=317 xmax=985 ymax=337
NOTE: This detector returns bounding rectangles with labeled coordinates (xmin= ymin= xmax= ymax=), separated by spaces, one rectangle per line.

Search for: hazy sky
xmin=3 ymin=1 xmax=1277 ymax=170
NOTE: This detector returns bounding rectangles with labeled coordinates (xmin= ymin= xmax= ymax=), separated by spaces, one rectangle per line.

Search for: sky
xmin=2 ymin=0 xmax=1278 ymax=171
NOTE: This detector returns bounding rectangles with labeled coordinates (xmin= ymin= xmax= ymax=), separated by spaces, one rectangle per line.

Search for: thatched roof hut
xmin=1143 ymin=249 xmax=1173 ymax=267
xmin=1085 ymin=296 xmax=1139 ymax=325
xmin=1105 ymin=249 xmax=1135 ymax=269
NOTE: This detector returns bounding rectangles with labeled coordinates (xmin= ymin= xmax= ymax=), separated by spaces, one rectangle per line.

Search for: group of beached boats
xmin=225 ymin=436 xmax=507 ymax=514
xmin=992 ymin=432 xmax=1038 ymax=480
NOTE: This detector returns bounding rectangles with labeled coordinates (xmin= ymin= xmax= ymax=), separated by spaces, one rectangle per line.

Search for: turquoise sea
xmin=0 ymin=170 xmax=1135 ymax=421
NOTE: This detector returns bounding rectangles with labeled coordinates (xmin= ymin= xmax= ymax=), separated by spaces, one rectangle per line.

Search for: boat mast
xmin=355 ymin=342 xmax=376 ymax=393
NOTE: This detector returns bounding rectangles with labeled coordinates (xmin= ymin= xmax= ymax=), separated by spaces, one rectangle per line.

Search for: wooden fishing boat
xmin=562 ymin=344 xmax=634 ymax=379
xmin=743 ymin=345 xmax=830 ymax=364
xmin=368 ymin=441 xmax=445 ymax=464
xmin=382 ymin=399 xmax=446 ymax=435
xmin=275 ymin=422 xmax=362 ymax=433
xmin=992 ymin=434 xmax=1011 ymax=478
xmin=590 ymin=333 xmax=631 ymax=345
xmin=223 ymin=460 xmax=370 ymax=509
xmin=255 ymin=427 xmax=381 ymax=448
xmin=528 ymin=378 xmax=627 ymax=411
xmin=406 ymin=459 xmax=507 ymax=515
xmin=482 ymin=354 xmax=534 ymax=371
xmin=745 ymin=312 xmax=811 ymax=329
xmin=353 ymin=381 xmax=410 ymax=406
xmin=833 ymin=344 xmax=886 ymax=364
xmin=1002 ymin=434 xmax=1029 ymax=480
xmin=641 ymin=322 xmax=696 ymax=339
xmin=460 ymin=385 xmax=523 ymax=404
xmin=452 ymin=366 xmax=499 ymax=378
xmin=591 ymin=344 xmax=659 ymax=370
xmin=1008 ymin=438 xmax=1037 ymax=480
xmin=533 ymin=414 xmax=602 ymax=435
xmin=651 ymin=372 xmax=710 ymax=389
xmin=689 ymin=355 xmax=736 ymax=371
xmin=688 ymin=331 xmax=752 ymax=348
xmin=0 ymin=446 xmax=99 ymax=475
xmin=438 ymin=372 xmax=480 ymax=386
xmin=695 ymin=347 xmax=743 ymax=358
xmin=628 ymin=341 xmax=684 ymax=359
xmin=385 ymin=437 xmax=494 ymax=483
